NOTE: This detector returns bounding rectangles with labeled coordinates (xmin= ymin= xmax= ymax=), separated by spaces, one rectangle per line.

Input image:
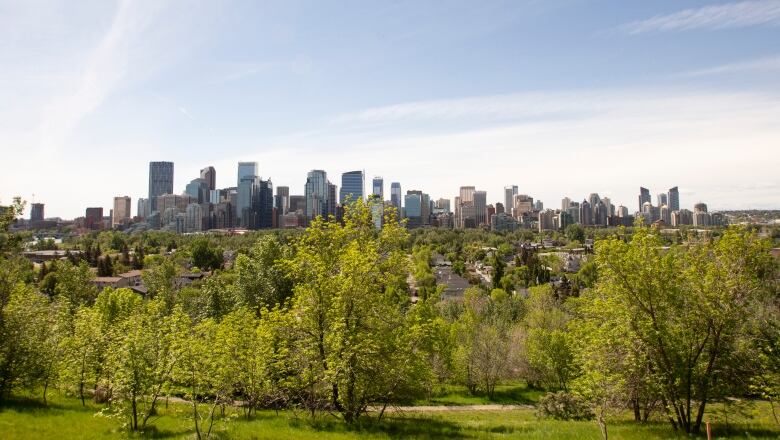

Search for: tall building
xmin=137 ymin=198 xmax=149 ymax=218
xmin=340 ymin=170 xmax=364 ymax=204
xmin=200 ymin=166 xmax=216 ymax=192
xmin=30 ymin=203 xmax=44 ymax=222
xmin=459 ymin=186 xmax=475 ymax=203
xmin=372 ymin=176 xmax=384 ymax=199
xmin=638 ymin=187 xmax=651 ymax=212
xmin=657 ymin=193 xmax=668 ymax=207
xmin=305 ymin=170 xmax=330 ymax=222
xmin=85 ymin=207 xmax=104 ymax=230
xmin=435 ymin=198 xmax=451 ymax=213
xmin=694 ymin=202 xmax=708 ymax=213
xmin=561 ymin=197 xmax=571 ymax=211
xmin=668 ymin=186 xmax=680 ymax=211
xmin=390 ymin=182 xmax=402 ymax=220
xmin=112 ymin=196 xmax=131 ymax=228
xmin=513 ymin=194 xmax=534 ymax=218
xmin=289 ymin=195 xmax=306 ymax=213
xmin=185 ymin=178 xmax=210 ymax=203
xmin=237 ymin=175 xmax=258 ymax=227
xmin=275 ymin=186 xmax=290 ymax=226
xmin=404 ymin=192 xmax=422 ymax=228
xmin=474 ymin=191 xmax=487 ymax=226
xmin=237 ymin=162 xmax=258 ymax=186
xmin=148 ymin=161 xmax=174 ymax=213
xmin=660 ymin=204 xmax=671 ymax=225
xmin=504 ymin=185 xmax=518 ymax=216
xmin=328 ymin=182 xmax=337 ymax=217
xmin=539 ymin=209 xmax=556 ymax=231
xmin=579 ymin=200 xmax=592 ymax=226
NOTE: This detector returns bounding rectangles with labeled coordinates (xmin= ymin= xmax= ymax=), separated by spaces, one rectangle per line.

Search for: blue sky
xmin=2 ymin=0 xmax=779 ymax=218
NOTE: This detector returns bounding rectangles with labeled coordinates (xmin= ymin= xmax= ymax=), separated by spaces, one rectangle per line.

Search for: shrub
xmin=536 ymin=391 xmax=594 ymax=421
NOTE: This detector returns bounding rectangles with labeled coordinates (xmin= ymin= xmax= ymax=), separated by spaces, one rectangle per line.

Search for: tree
xmin=581 ymin=226 xmax=775 ymax=434
xmin=190 ymin=238 xmax=223 ymax=272
xmin=283 ymin=199 xmax=420 ymax=423
xmin=232 ymin=235 xmax=292 ymax=314
xmin=107 ymin=299 xmax=186 ymax=431
xmin=565 ymin=224 xmax=585 ymax=243
xmin=520 ymin=285 xmax=576 ymax=391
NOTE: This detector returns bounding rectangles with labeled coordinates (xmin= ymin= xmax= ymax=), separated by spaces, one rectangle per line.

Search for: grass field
xmin=1 ymin=390 xmax=778 ymax=439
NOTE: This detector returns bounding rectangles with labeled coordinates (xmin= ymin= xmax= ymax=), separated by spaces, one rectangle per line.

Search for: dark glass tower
xmin=339 ymin=170 xmax=364 ymax=204
xmin=149 ymin=161 xmax=174 ymax=213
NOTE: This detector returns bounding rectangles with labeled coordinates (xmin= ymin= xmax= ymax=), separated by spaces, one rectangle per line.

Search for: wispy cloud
xmin=619 ymin=0 xmax=780 ymax=34
xmin=37 ymin=0 xmax=170 ymax=152
xmin=677 ymin=55 xmax=780 ymax=76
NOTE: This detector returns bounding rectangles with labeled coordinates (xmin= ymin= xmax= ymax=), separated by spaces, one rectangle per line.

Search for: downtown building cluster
xmin=24 ymin=161 xmax=725 ymax=233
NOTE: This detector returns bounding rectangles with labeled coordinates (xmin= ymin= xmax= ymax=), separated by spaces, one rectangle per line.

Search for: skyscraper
xmin=30 ymin=203 xmax=44 ymax=222
xmin=339 ymin=170 xmax=364 ymax=204
xmin=668 ymin=186 xmax=680 ymax=211
xmin=305 ymin=170 xmax=330 ymax=221
xmin=404 ymin=192 xmax=422 ymax=228
xmin=237 ymin=162 xmax=258 ymax=186
xmin=561 ymin=197 xmax=571 ymax=211
xmin=657 ymin=193 xmax=668 ymax=207
xmin=504 ymin=185 xmax=518 ymax=216
xmin=185 ymin=178 xmax=210 ymax=203
xmin=200 ymin=166 xmax=216 ymax=192
xmin=579 ymin=200 xmax=592 ymax=226
xmin=112 ymin=196 xmax=131 ymax=228
xmin=237 ymin=175 xmax=259 ymax=228
xmin=474 ymin=190 xmax=487 ymax=226
xmin=148 ymin=161 xmax=173 ymax=213
xmin=638 ymin=187 xmax=651 ymax=212
xmin=372 ymin=176 xmax=384 ymax=199
xmin=390 ymin=182 xmax=402 ymax=220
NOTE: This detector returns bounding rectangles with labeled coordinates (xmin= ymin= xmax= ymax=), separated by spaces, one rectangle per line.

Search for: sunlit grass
xmin=1 ymin=390 xmax=778 ymax=439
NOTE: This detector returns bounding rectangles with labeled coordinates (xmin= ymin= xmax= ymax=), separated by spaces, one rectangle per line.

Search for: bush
xmin=536 ymin=391 xmax=594 ymax=421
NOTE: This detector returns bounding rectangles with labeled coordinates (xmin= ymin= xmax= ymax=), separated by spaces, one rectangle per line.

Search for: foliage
xmin=536 ymin=391 xmax=594 ymax=421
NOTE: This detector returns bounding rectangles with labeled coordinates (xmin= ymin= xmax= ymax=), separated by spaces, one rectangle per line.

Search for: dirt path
xmin=162 ymin=396 xmax=534 ymax=413
xmin=369 ymin=404 xmax=534 ymax=413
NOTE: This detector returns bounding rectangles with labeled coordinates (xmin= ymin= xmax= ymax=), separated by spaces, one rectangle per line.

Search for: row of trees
xmin=1 ymin=196 xmax=778 ymax=438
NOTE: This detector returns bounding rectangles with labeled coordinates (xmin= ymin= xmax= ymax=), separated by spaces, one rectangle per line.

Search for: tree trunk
xmin=131 ymin=394 xmax=138 ymax=431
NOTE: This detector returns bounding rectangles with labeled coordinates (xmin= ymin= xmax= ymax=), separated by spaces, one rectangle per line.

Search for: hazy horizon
xmin=2 ymin=0 xmax=779 ymax=218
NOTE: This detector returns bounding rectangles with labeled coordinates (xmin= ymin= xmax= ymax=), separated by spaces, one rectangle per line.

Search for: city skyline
xmin=2 ymin=1 xmax=780 ymax=218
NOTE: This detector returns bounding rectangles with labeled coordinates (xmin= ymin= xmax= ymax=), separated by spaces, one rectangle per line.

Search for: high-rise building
xmin=200 ymin=166 xmax=216 ymax=192
xmin=579 ymin=200 xmax=592 ymax=226
xmin=85 ymin=207 xmax=104 ymax=230
xmin=638 ymin=187 xmax=651 ymax=212
xmin=668 ymin=186 xmax=680 ymax=212
xmin=305 ymin=170 xmax=330 ymax=222
xmin=474 ymin=191 xmax=487 ymax=226
xmin=137 ymin=198 xmax=149 ymax=218
xmin=561 ymin=197 xmax=571 ymax=211
xmin=390 ymin=182 xmax=402 ymax=220
xmin=513 ymin=194 xmax=534 ymax=218
xmin=112 ymin=196 xmax=131 ymax=228
xmin=289 ymin=195 xmax=306 ymax=213
xmin=435 ymin=198 xmax=451 ymax=213
xmin=328 ymin=182 xmax=337 ymax=217
xmin=657 ymin=193 xmax=668 ymax=208
xmin=404 ymin=192 xmax=422 ymax=228
xmin=275 ymin=186 xmax=290 ymax=226
xmin=534 ymin=200 xmax=544 ymax=211
xmin=504 ymin=185 xmax=518 ymax=216
xmin=602 ymin=197 xmax=613 ymax=217
xmin=495 ymin=202 xmax=505 ymax=214
xmin=539 ymin=209 xmax=556 ymax=231
xmin=237 ymin=175 xmax=258 ymax=227
xmin=660 ymin=204 xmax=671 ymax=225
xmin=694 ymin=202 xmax=708 ymax=213
xmin=237 ymin=162 xmax=258 ymax=186
xmin=30 ymin=203 xmax=44 ymax=222
xmin=594 ymin=201 xmax=608 ymax=226
xmin=340 ymin=170 xmax=364 ymax=204
xmin=372 ymin=176 xmax=384 ymax=199
xmin=460 ymin=186 xmax=475 ymax=204
xmin=148 ymin=161 xmax=174 ymax=213
xmin=185 ymin=178 xmax=210 ymax=203
xmin=617 ymin=205 xmax=629 ymax=217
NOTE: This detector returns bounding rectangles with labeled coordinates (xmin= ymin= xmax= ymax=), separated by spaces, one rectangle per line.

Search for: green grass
xmin=413 ymin=382 xmax=544 ymax=406
xmin=0 ymin=391 xmax=778 ymax=439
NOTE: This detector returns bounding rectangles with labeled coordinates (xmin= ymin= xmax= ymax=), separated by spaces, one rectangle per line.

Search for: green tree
xmin=190 ymin=238 xmax=223 ymax=272
xmin=580 ymin=226 xmax=775 ymax=434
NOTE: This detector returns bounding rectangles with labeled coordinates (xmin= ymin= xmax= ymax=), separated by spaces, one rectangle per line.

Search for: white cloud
xmin=620 ymin=0 xmax=780 ymax=34
xmin=678 ymin=54 xmax=780 ymax=76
